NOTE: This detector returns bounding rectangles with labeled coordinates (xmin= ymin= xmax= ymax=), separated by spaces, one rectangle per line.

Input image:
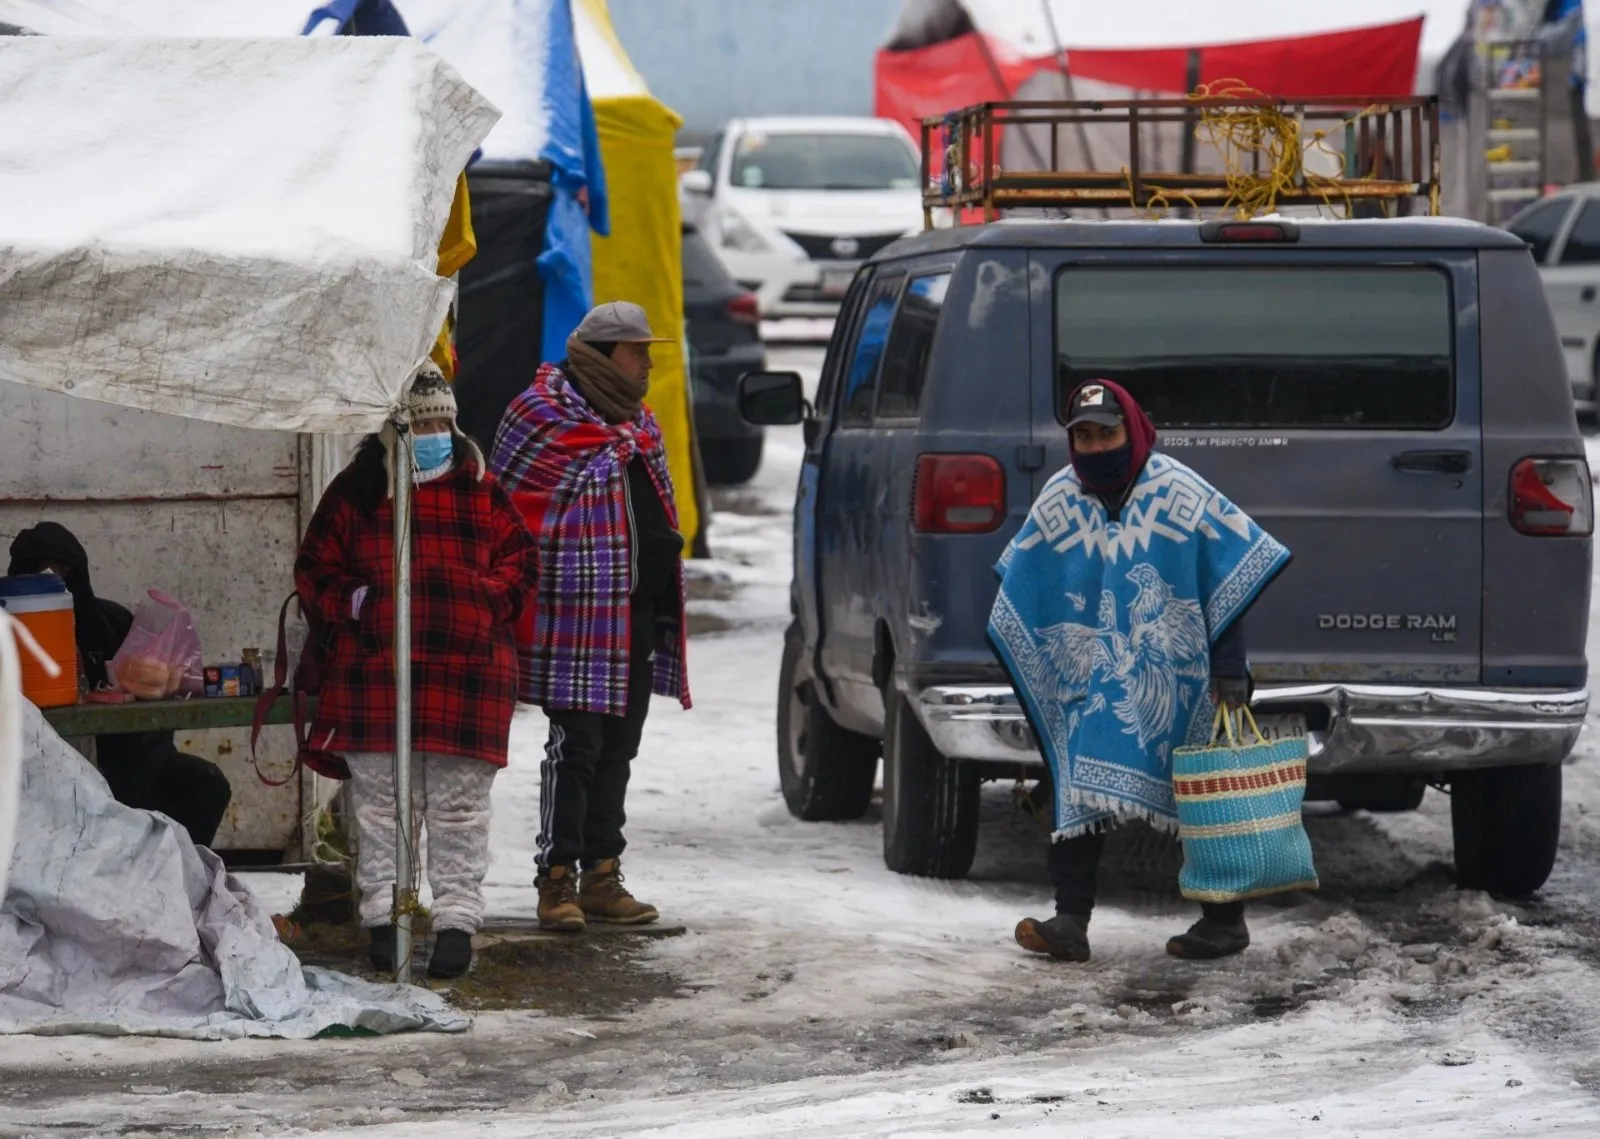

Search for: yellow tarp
xmin=580 ymin=0 xmax=700 ymax=547
xmin=589 ymin=97 xmax=698 ymax=545
xmin=432 ymin=173 xmax=476 ymax=380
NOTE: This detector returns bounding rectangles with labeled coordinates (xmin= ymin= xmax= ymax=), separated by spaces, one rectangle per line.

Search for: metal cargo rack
xmin=920 ymin=95 xmax=1442 ymax=227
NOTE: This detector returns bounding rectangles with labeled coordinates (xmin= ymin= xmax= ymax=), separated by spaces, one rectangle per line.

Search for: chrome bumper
xmin=913 ymin=683 xmax=1589 ymax=773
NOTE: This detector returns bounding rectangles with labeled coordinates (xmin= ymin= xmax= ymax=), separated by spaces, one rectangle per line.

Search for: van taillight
xmin=725 ymin=291 xmax=760 ymax=326
xmin=913 ymin=454 xmax=1005 ymax=534
xmin=1509 ymin=458 xmax=1594 ymax=536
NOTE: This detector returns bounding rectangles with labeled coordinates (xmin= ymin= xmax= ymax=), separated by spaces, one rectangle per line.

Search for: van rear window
xmin=1055 ymin=266 xmax=1454 ymax=429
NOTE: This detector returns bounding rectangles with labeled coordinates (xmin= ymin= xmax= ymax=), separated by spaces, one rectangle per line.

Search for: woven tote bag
xmin=1173 ymin=706 xmax=1318 ymax=904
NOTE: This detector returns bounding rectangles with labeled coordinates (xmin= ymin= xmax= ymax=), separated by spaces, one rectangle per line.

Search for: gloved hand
xmin=1212 ymin=676 xmax=1250 ymax=710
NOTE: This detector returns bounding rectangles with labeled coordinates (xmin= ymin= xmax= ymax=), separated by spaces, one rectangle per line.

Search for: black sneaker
xmin=427 ymin=928 xmax=474 ymax=980
xmin=368 ymin=924 xmax=396 ymax=972
xmin=1014 ymin=913 xmax=1091 ymax=962
xmin=1166 ymin=916 xmax=1250 ymax=960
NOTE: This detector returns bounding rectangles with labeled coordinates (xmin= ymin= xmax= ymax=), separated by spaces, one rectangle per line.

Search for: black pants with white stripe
xmin=536 ymin=604 xmax=656 ymax=873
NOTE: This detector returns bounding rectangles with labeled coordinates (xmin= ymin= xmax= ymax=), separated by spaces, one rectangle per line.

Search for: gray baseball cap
xmin=572 ymin=301 xmax=674 ymax=344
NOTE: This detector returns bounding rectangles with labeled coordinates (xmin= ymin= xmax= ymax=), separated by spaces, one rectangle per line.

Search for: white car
xmin=680 ymin=116 xmax=927 ymax=319
xmin=1505 ymin=186 xmax=1600 ymax=419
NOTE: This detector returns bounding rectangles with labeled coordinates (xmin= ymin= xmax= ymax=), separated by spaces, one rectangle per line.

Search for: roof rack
xmin=920 ymin=94 xmax=1442 ymax=228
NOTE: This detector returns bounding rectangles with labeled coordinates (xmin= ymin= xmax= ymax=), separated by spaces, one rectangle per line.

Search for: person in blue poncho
xmin=988 ymin=380 xmax=1289 ymax=963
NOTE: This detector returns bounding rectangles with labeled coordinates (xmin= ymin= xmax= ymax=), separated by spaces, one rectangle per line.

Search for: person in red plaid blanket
xmin=295 ymin=365 xmax=538 ymax=979
xmin=491 ymin=301 xmax=691 ymax=933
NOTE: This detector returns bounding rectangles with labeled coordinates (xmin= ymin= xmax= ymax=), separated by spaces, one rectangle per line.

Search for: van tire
xmin=777 ymin=624 xmax=878 ymax=821
xmin=882 ymin=691 xmax=979 ymax=878
xmin=1450 ymin=763 xmax=1563 ymax=898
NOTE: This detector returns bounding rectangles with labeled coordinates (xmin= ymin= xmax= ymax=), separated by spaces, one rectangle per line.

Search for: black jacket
xmin=7 ymin=522 xmax=177 ymax=762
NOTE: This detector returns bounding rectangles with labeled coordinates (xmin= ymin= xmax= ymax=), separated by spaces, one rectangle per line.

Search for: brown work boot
xmin=578 ymin=859 xmax=660 ymax=925
xmin=536 ymin=865 xmax=585 ymax=932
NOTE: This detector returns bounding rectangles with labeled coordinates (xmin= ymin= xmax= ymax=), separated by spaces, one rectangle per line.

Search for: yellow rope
xmin=1126 ymin=79 xmax=1395 ymax=220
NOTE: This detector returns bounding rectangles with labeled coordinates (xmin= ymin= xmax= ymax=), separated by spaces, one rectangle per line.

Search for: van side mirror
xmin=680 ymin=169 xmax=714 ymax=197
xmin=739 ymin=371 xmax=807 ymax=426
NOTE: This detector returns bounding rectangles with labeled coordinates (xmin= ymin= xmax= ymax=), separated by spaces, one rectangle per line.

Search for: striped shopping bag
xmin=1172 ymin=706 xmax=1318 ymax=904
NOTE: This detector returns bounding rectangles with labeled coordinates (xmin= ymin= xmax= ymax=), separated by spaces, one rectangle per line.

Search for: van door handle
xmin=1584 ymin=286 xmax=1597 ymax=303
xmin=1392 ymin=449 xmax=1472 ymax=474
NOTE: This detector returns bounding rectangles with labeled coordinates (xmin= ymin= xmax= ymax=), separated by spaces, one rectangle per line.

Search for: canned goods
xmin=203 ymin=666 xmax=222 ymax=699
xmin=220 ymin=664 xmax=241 ymax=698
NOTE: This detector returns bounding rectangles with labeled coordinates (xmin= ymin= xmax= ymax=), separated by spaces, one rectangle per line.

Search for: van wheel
xmin=777 ymin=625 xmax=878 ymax=821
xmin=882 ymin=691 xmax=979 ymax=878
xmin=1450 ymin=763 xmax=1562 ymax=898
xmin=703 ymin=437 xmax=764 ymax=486
xmin=1338 ymin=778 xmax=1426 ymax=813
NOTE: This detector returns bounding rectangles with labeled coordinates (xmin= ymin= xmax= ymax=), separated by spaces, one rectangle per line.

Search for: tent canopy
xmin=876 ymin=1 xmax=1457 ymax=172
xmin=0 ymin=0 xmax=403 ymax=35
xmin=949 ymin=2 xmax=1468 ymax=60
xmin=0 ymin=35 xmax=497 ymax=434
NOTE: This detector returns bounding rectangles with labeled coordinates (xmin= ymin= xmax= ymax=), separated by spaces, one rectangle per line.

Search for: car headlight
xmin=720 ymin=211 xmax=770 ymax=254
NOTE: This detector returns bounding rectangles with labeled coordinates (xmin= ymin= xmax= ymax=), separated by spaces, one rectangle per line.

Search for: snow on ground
xmin=5 ymin=348 xmax=1600 ymax=1135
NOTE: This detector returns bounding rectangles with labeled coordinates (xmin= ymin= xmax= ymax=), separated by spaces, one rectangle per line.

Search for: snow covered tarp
xmin=0 ymin=701 xmax=467 ymax=1040
xmin=0 ymin=35 xmax=498 ymax=435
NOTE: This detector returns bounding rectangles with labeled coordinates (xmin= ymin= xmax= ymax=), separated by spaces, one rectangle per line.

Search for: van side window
xmin=1556 ymin=202 xmax=1600 ymax=265
xmin=814 ymin=271 xmax=872 ymax=425
xmin=875 ymin=272 xmax=951 ymax=421
xmin=839 ymin=276 xmax=903 ymax=427
xmin=1508 ymin=198 xmax=1573 ymax=263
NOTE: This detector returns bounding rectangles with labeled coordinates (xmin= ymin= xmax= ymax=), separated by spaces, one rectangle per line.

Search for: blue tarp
xmin=387 ymin=1 xmax=609 ymax=365
xmin=532 ymin=0 xmax=610 ymax=363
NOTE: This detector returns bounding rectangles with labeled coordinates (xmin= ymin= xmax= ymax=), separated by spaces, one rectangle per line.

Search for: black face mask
xmin=1073 ymin=442 xmax=1133 ymax=490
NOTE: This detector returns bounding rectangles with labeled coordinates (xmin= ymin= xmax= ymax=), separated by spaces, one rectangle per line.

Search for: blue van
xmin=740 ymin=215 xmax=1593 ymax=898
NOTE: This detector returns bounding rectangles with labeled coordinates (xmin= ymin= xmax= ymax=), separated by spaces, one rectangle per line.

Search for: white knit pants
xmin=344 ymin=751 xmax=497 ymax=933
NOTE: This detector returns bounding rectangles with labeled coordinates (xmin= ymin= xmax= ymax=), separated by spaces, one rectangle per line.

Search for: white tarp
xmin=0 ymin=35 xmax=499 ymax=435
xmin=397 ymin=0 xmax=557 ymax=162
xmin=0 ymin=701 xmax=468 ymax=1039
xmin=0 ymin=0 xmax=322 ymax=35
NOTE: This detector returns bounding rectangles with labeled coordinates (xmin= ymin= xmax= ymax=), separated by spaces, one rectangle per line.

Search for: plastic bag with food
xmin=110 ymin=590 xmax=204 ymax=700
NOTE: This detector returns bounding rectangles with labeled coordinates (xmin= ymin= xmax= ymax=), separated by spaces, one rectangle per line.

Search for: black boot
xmin=427 ymin=929 xmax=474 ymax=980
xmin=1166 ymin=907 xmax=1250 ymax=960
xmin=1014 ymin=913 xmax=1091 ymax=962
xmin=368 ymin=924 xmax=396 ymax=972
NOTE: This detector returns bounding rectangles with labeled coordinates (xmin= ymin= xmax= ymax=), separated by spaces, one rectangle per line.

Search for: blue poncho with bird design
xmin=988 ymin=454 xmax=1290 ymax=839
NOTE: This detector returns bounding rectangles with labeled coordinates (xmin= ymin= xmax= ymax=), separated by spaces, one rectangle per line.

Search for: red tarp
xmin=875 ymin=17 xmax=1425 ymax=148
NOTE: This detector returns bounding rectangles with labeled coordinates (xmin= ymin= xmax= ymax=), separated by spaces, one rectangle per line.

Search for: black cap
xmin=1065 ymin=382 xmax=1124 ymax=429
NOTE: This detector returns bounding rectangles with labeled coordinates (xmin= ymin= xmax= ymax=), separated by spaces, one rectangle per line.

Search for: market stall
xmin=0 ymin=32 xmax=497 ymax=1020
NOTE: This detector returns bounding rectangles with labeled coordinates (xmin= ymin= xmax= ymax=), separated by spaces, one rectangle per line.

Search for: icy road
xmin=4 ymin=346 xmax=1600 ymax=1136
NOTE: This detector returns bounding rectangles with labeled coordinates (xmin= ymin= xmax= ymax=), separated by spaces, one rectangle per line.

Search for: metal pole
xmin=1179 ymin=48 xmax=1203 ymax=220
xmin=1037 ymin=0 xmax=1098 ymax=175
xmin=1180 ymin=48 xmax=1202 ymax=175
xmin=391 ymin=418 xmax=415 ymax=982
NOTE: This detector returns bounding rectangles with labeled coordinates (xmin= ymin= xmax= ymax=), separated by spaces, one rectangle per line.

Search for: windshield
xmin=730 ymin=131 xmax=919 ymax=192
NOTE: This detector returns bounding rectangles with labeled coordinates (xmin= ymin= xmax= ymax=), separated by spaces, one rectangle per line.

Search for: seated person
xmin=7 ymin=522 xmax=232 ymax=847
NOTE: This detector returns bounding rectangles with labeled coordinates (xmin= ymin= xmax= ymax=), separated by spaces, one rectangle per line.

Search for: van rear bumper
xmin=913 ymin=684 xmax=1589 ymax=773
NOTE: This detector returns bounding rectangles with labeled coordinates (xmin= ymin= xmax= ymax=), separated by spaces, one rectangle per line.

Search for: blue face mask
xmin=412 ymin=431 xmax=453 ymax=471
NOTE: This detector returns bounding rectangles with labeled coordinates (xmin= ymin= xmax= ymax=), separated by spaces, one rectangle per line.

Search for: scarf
xmin=566 ymin=336 xmax=648 ymax=424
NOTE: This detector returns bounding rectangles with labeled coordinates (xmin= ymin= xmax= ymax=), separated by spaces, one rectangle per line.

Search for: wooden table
xmin=39 ymin=694 xmax=301 ymax=736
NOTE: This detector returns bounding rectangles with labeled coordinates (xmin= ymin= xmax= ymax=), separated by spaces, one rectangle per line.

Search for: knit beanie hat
xmin=379 ymin=362 xmax=485 ymax=496
xmin=402 ymin=363 xmax=459 ymax=425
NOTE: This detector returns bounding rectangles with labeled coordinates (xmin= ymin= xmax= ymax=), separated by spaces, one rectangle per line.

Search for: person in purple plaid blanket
xmin=490 ymin=301 xmax=691 ymax=932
